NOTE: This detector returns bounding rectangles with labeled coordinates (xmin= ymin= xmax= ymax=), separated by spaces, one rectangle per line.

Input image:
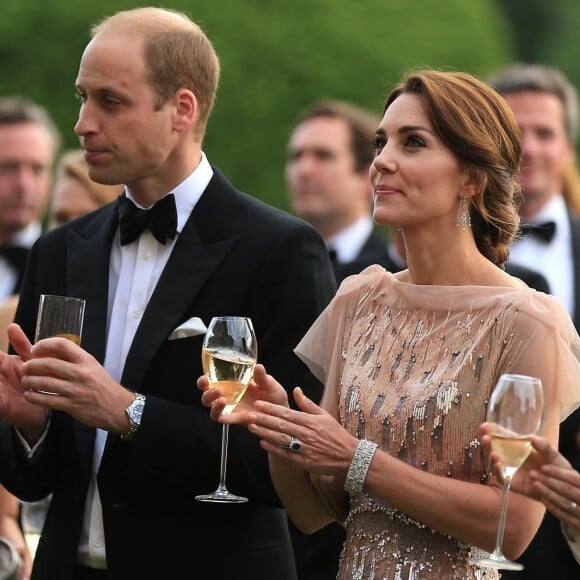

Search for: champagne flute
xmin=470 ymin=373 xmax=544 ymax=571
xmin=195 ymin=316 xmax=257 ymax=503
xmin=34 ymin=295 xmax=86 ymax=394
xmin=20 ymin=496 xmax=51 ymax=559
xmin=35 ymin=294 xmax=85 ymax=345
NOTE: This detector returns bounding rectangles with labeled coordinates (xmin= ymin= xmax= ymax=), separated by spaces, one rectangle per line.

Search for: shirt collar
xmin=5 ymin=221 xmax=42 ymax=247
xmin=526 ymin=193 xmax=567 ymax=226
xmin=326 ymin=215 xmax=374 ymax=263
xmin=123 ymin=152 xmax=213 ymax=234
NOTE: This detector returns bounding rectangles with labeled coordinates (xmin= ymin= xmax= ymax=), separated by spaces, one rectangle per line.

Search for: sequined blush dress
xmin=296 ymin=266 xmax=580 ymax=580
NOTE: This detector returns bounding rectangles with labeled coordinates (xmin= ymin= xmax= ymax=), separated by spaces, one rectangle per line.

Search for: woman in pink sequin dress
xmin=200 ymin=70 xmax=580 ymax=579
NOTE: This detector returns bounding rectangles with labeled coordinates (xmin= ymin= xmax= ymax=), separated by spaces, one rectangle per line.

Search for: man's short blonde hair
xmin=91 ymin=7 xmax=220 ymax=140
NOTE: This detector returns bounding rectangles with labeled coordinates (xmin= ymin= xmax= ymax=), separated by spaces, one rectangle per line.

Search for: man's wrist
xmin=121 ymin=393 xmax=146 ymax=441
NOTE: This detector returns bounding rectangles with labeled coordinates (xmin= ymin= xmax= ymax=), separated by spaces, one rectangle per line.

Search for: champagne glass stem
xmin=216 ymin=423 xmax=230 ymax=492
xmin=490 ymin=476 xmax=512 ymax=560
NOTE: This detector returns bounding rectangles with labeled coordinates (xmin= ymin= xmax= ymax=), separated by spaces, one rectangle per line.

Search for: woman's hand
xmin=525 ymin=437 xmax=580 ymax=532
xmin=198 ymin=364 xmax=289 ymax=424
xmin=248 ymin=385 xmax=359 ymax=477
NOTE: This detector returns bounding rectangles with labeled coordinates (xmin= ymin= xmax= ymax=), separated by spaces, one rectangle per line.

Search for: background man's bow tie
xmin=118 ymin=194 xmax=178 ymax=246
xmin=518 ymin=221 xmax=556 ymax=244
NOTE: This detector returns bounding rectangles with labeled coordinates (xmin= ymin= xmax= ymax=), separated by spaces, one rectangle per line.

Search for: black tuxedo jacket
xmin=0 ymin=170 xmax=336 ymax=580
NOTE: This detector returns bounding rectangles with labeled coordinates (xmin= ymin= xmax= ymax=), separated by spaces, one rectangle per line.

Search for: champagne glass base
xmin=469 ymin=556 xmax=523 ymax=571
xmin=195 ymin=490 xmax=248 ymax=504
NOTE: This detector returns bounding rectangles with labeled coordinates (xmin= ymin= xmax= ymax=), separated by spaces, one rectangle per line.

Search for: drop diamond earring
xmin=456 ymin=195 xmax=471 ymax=230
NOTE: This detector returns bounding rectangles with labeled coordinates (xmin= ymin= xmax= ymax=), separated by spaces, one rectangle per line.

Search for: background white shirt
xmin=0 ymin=221 xmax=42 ymax=299
xmin=326 ymin=215 xmax=374 ymax=263
xmin=509 ymin=194 xmax=574 ymax=317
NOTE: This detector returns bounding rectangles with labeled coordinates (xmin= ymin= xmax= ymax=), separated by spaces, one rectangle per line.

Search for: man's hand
xmin=20 ymin=335 xmax=134 ymax=434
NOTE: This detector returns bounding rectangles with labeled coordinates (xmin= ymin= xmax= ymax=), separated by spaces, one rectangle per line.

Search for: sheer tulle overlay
xmin=296 ymin=266 xmax=580 ymax=579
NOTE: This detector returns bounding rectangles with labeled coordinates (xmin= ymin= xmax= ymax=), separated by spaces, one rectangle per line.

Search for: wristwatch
xmin=121 ymin=393 xmax=146 ymax=441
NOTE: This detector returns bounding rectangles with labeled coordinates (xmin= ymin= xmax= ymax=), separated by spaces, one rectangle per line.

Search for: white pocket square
xmin=168 ymin=317 xmax=207 ymax=340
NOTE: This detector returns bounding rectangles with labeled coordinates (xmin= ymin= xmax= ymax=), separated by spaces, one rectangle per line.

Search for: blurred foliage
xmin=0 ymin=0 xmax=514 ymax=209
xmin=501 ymin=0 xmax=580 ymax=97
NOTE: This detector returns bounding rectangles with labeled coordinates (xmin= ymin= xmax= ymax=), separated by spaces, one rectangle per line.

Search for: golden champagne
xmin=56 ymin=332 xmax=81 ymax=345
xmin=202 ymin=347 xmax=256 ymax=414
xmin=24 ymin=531 xmax=41 ymax=559
xmin=491 ymin=434 xmax=532 ymax=478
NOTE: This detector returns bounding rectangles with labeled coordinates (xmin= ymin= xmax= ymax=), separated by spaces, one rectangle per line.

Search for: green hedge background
xmin=1 ymin=0 xmax=579 ymax=210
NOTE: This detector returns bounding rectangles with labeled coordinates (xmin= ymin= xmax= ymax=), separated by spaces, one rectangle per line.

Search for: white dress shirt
xmin=509 ymin=194 xmax=574 ymax=317
xmin=326 ymin=215 xmax=374 ymax=263
xmin=0 ymin=221 xmax=42 ymax=299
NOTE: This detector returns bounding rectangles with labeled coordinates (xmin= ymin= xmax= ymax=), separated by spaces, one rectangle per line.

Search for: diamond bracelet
xmin=344 ymin=439 xmax=378 ymax=496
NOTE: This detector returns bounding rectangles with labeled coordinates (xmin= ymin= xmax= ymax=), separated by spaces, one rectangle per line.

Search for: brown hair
xmin=489 ymin=64 xmax=578 ymax=144
xmin=0 ymin=96 xmax=61 ymax=153
xmin=385 ymin=70 xmax=522 ymax=267
xmin=91 ymin=7 xmax=220 ymax=140
xmin=296 ymin=100 xmax=379 ymax=172
xmin=56 ymin=150 xmax=123 ymax=206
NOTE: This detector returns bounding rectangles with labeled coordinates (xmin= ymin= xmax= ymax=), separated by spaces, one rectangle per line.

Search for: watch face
xmin=130 ymin=401 xmax=145 ymax=422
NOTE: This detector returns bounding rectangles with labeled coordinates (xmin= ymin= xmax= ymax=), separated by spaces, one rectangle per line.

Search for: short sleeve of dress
xmin=501 ymin=292 xmax=580 ymax=423
xmin=295 ymin=266 xmax=384 ymax=419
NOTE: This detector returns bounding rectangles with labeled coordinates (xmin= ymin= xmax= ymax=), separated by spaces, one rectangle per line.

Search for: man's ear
xmin=173 ymin=89 xmax=197 ymax=132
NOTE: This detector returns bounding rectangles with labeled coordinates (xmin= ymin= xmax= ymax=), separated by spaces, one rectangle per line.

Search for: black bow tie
xmin=0 ymin=244 xmax=29 ymax=272
xmin=118 ymin=194 xmax=178 ymax=246
xmin=519 ymin=221 xmax=556 ymax=244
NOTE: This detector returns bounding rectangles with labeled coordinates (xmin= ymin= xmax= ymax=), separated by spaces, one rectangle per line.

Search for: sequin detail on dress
xmin=333 ymin=278 xmax=528 ymax=579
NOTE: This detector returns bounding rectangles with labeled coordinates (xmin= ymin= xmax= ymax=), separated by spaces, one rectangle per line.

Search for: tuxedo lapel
xmin=67 ymin=204 xmax=118 ymax=363
xmin=121 ymin=174 xmax=239 ymax=390
xmin=66 ymin=202 xmax=118 ymax=475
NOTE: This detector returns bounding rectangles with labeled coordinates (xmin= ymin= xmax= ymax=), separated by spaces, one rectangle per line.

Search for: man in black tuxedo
xmin=0 ymin=8 xmax=335 ymax=580
xmin=286 ymin=100 xmax=393 ymax=285
xmin=490 ymin=63 xmax=580 ymax=578
xmin=0 ymin=97 xmax=59 ymax=298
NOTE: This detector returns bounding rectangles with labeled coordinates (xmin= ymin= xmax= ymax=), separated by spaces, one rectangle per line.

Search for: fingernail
xmin=248 ymin=413 xmax=257 ymax=422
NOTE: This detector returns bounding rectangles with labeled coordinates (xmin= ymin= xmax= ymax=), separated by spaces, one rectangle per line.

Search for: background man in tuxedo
xmin=489 ymin=63 xmax=580 ymax=578
xmin=0 ymin=7 xmax=334 ymax=580
xmin=0 ymin=97 xmax=59 ymax=298
xmin=286 ymin=100 xmax=396 ymax=284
